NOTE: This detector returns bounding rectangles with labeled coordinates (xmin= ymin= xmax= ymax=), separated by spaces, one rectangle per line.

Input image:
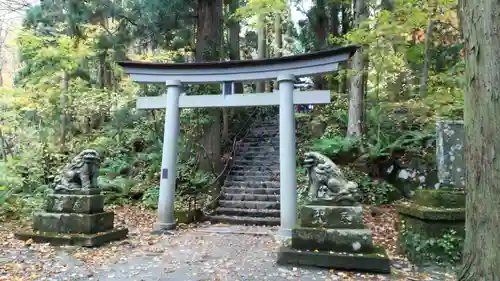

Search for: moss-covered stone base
xmin=396 ymin=190 xmax=465 ymax=265
xmin=277 ymin=204 xmax=391 ymax=273
xmin=299 ymin=205 xmax=364 ymax=229
xmin=33 ymin=211 xmax=114 ymax=234
xmin=15 ymin=228 xmax=128 ymax=247
xmin=292 ymin=227 xmax=373 ymax=253
xmin=277 ymin=246 xmax=391 ymax=274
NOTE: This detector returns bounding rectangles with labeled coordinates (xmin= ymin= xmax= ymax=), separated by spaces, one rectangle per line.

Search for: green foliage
xmin=400 ymin=221 xmax=464 ymax=265
xmin=311 ymin=136 xmax=359 ymax=157
xmin=341 ymin=166 xmax=399 ymax=205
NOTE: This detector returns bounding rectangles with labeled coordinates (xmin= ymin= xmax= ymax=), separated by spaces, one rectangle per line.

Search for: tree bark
xmin=228 ymin=0 xmax=243 ymax=93
xmin=312 ymin=0 xmax=328 ymax=89
xmin=419 ymin=9 xmax=435 ymax=96
xmin=457 ymin=0 xmax=500 ymax=280
xmin=256 ymin=13 xmax=266 ymax=93
xmin=347 ymin=0 xmax=367 ymax=137
xmin=339 ymin=4 xmax=351 ymax=94
xmin=60 ymin=71 xmax=69 ymax=151
xmin=196 ymin=0 xmax=223 ymax=175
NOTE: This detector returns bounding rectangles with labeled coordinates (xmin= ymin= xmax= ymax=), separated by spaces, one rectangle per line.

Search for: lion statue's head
xmin=67 ymin=149 xmax=101 ymax=169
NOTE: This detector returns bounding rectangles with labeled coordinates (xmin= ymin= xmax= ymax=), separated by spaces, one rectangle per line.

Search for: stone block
xmin=277 ymin=246 xmax=391 ymax=274
xmin=53 ymin=188 xmax=103 ymax=195
xmin=436 ymin=120 xmax=464 ymax=189
xmin=401 ymin=214 xmax=465 ymax=238
xmin=292 ymin=227 xmax=373 ymax=253
xmin=396 ymin=200 xmax=465 ymax=265
xmin=412 ymin=189 xmax=465 ymax=209
xmin=46 ymin=194 xmax=104 ymax=214
xmin=300 ymin=205 xmax=364 ymax=229
xmin=15 ymin=228 xmax=128 ymax=247
xmin=33 ymin=212 xmax=114 ymax=234
xmin=396 ymin=202 xmax=465 ymax=221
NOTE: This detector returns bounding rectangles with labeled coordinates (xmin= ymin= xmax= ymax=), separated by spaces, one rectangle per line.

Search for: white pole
xmin=278 ymin=74 xmax=297 ymax=237
xmin=155 ymin=80 xmax=181 ymax=232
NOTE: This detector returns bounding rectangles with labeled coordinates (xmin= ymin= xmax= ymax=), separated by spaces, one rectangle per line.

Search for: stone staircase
xmin=209 ymin=118 xmax=281 ymax=226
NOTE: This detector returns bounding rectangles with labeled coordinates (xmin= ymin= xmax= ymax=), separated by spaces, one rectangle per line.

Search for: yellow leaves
xmin=130 ymin=48 xmax=190 ymax=64
xmin=233 ymin=0 xmax=287 ymax=25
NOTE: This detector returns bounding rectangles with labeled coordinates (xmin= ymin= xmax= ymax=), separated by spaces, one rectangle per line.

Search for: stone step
xmin=222 ymin=193 xmax=280 ymax=201
xmin=228 ymin=171 xmax=280 ymax=177
xmin=208 ymin=215 xmax=280 ymax=226
xmin=223 ymin=187 xmax=280 ymax=195
xmin=224 ymin=180 xmax=280 ymax=188
xmin=231 ymin=165 xmax=280 ymax=172
xmin=227 ymin=176 xmax=279 ymax=182
xmin=215 ymin=207 xmax=281 ymax=217
xmin=242 ymin=136 xmax=280 ymax=142
xmin=219 ymin=200 xmax=280 ymax=209
xmin=237 ymin=143 xmax=279 ymax=149
xmin=231 ymin=162 xmax=280 ymax=168
xmin=255 ymin=120 xmax=279 ymax=126
xmin=237 ymin=147 xmax=279 ymax=153
xmin=235 ymin=152 xmax=280 ymax=158
xmin=234 ymin=155 xmax=280 ymax=162
xmin=250 ymin=128 xmax=279 ymax=133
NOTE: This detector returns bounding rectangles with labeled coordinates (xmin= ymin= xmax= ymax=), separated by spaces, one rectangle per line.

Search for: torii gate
xmin=118 ymin=45 xmax=357 ymax=237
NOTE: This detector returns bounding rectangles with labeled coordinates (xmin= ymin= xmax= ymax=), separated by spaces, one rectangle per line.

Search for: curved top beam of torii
xmin=117 ymin=45 xmax=358 ymax=84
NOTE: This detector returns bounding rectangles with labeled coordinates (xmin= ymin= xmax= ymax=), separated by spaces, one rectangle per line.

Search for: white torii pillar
xmin=143 ymin=83 xmax=326 ymax=235
xmin=118 ymin=46 xmax=358 ymax=236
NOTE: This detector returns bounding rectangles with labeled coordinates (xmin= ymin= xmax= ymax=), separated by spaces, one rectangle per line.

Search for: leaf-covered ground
xmin=0 ymin=205 xmax=456 ymax=281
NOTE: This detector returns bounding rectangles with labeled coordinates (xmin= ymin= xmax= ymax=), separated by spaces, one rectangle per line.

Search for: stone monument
xmin=16 ymin=149 xmax=128 ymax=246
xmin=396 ymin=120 xmax=465 ymax=264
xmin=436 ymin=120 xmax=464 ymax=189
xmin=277 ymin=152 xmax=391 ymax=273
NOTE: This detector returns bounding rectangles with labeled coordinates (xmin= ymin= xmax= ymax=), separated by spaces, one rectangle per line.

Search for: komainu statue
xmin=53 ymin=149 xmax=101 ymax=192
xmin=303 ymin=151 xmax=361 ymax=205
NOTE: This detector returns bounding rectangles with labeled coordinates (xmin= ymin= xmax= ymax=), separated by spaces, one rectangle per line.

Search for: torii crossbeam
xmin=118 ymin=46 xmax=358 ymax=237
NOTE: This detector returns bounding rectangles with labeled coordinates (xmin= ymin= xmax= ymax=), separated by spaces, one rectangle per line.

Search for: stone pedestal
xmin=16 ymin=189 xmax=128 ymax=247
xmin=396 ymin=189 xmax=465 ymax=264
xmin=277 ymin=203 xmax=391 ymax=273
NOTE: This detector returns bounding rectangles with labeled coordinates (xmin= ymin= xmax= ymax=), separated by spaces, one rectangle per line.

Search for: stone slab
xmin=412 ymin=189 xmax=465 ymax=209
xmin=305 ymin=199 xmax=362 ymax=207
xmin=53 ymin=188 xmax=103 ymax=195
xmin=33 ymin=211 xmax=114 ymax=234
xmin=276 ymin=246 xmax=391 ymax=274
xmin=292 ymin=227 xmax=373 ymax=253
xmin=300 ymin=205 xmax=363 ymax=229
xmin=46 ymin=194 xmax=104 ymax=214
xmin=401 ymin=214 xmax=465 ymax=238
xmin=436 ymin=120 xmax=464 ymax=189
xmin=396 ymin=203 xmax=465 ymax=221
xmin=15 ymin=228 xmax=128 ymax=247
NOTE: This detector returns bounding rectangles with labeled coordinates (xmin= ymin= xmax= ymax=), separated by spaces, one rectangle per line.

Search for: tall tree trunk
xmin=419 ymin=14 xmax=435 ymax=96
xmin=60 ymin=71 xmax=69 ymax=151
xmin=458 ymin=0 xmax=500 ymax=280
xmin=347 ymin=0 xmax=367 ymax=137
xmin=339 ymin=4 xmax=351 ymax=94
xmin=256 ymin=14 xmax=266 ymax=93
xmin=272 ymin=12 xmax=283 ymax=91
xmin=329 ymin=3 xmax=341 ymax=90
xmin=228 ymin=0 xmax=243 ymax=93
xmin=196 ymin=0 xmax=223 ymax=177
xmin=312 ymin=0 xmax=328 ymax=90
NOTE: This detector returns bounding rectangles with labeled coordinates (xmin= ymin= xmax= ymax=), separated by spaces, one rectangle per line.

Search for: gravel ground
xmin=0 ymin=206 xmax=456 ymax=281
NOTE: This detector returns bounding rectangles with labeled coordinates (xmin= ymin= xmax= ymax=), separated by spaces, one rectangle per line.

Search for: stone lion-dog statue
xmin=53 ymin=149 xmax=101 ymax=192
xmin=303 ymin=151 xmax=361 ymax=205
